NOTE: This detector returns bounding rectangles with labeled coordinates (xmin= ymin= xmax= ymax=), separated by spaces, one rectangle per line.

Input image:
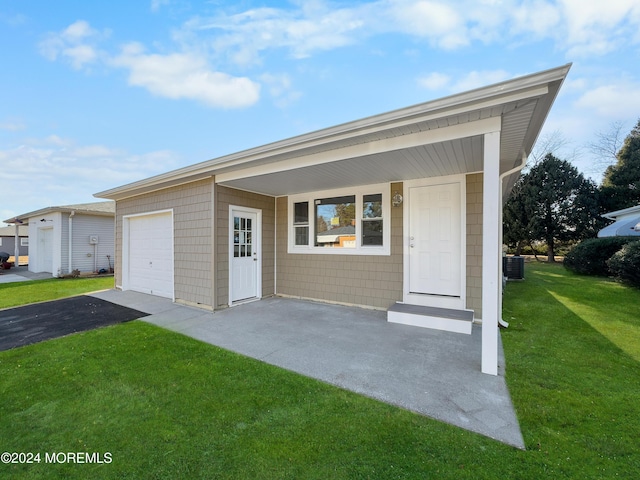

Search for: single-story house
xmin=95 ymin=64 xmax=571 ymax=375
xmin=3 ymin=202 xmax=115 ymax=276
xmin=0 ymin=225 xmax=29 ymax=264
xmin=597 ymin=204 xmax=640 ymax=238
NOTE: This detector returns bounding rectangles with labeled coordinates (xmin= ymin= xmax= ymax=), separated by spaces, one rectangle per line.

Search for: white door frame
xmin=402 ymin=174 xmax=466 ymax=309
xmin=228 ymin=205 xmax=262 ymax=306
xmin=122 ymin=209 xmax=175 ymax=300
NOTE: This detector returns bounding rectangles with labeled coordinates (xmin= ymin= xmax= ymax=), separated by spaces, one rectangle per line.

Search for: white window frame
xmin=288 ymin=183 xmax=390 ymax=255
xmin=21 ymin=238 xmax=29 ymax=247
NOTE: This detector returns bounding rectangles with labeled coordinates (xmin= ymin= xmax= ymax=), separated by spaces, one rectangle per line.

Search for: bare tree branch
xmin=588 ymin=121 xmax=625 ymax=168
xmin=530 ymin=130 xmax=572 ymax=165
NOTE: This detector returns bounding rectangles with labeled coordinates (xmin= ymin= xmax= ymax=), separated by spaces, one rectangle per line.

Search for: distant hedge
xmin=563 ymin=237 xmax=637 ymax=276
xmin=608 ymin=241 xmax=640 ymax=288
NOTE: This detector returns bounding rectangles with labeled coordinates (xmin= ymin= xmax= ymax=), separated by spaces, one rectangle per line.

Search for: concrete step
xmin=387 ymin=303 xmax=473 ymax=334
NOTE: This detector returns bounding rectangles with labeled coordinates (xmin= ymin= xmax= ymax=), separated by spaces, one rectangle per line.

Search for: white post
xmin=14 ymin=223 xmax=20 ymax=266
xmin=482 ymin=131 xmax=501 ymax=375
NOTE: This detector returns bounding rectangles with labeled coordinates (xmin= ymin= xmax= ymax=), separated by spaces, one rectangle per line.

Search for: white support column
xmin=482 ymin=130 xmax=501 ymax=375
xmin=14 ymin=224 xmax=20 ymax=266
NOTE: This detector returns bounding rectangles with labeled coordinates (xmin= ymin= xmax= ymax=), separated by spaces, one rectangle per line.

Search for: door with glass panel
xmin=230 ymin=208 xmax=260 ymax=302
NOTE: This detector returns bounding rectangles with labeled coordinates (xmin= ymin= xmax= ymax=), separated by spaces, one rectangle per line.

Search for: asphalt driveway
xmin=0 ymin=296 xmax=149 ymax=351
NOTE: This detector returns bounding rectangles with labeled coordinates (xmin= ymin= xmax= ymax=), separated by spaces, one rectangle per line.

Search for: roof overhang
xmin=598 ymin=216 xmax=640 ymax=237
xmin=95 ymin=64 xmax=571 ymax=201
xmin=602 ymin=204 xmax=640 ymax=220
xmin=3 ymin=202 xmax=115 ymax=225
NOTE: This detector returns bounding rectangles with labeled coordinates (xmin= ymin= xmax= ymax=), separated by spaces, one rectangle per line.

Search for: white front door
xmin=409 ymin=182 xmax=462 ymax=297
xmin=230 ymin=208 xmax=260 ymax=303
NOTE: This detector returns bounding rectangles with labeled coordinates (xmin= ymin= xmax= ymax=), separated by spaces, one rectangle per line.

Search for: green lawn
xmin=0 ymin=265 xmax=638 ymax=478
xmin=0 ymin=276 xmax=114 ymax=309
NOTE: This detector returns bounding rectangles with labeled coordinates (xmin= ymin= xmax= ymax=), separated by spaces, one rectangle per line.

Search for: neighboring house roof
xmin=95 ymin=64 xmax=571 ymax=202
xmin=598 ymin=204 xmax=640 ymax=238
xmin=598 ymin=217 xmax=640 ymax=238
xmin=602 ymin=204 xmax=640 ymax=221
xmin=3 ymin=201 xmax=115 ymax=225
xmin=0 ymin=225 xmax=28 ymax=237
xmin=316 ymin=225 xmax=356 ymax=243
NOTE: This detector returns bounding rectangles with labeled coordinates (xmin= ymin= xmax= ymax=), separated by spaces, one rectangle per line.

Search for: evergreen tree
xmin=601 ymin=119 xmax=640 ymax=211
xmin=503 ymin=154 xmax=601 ymax=262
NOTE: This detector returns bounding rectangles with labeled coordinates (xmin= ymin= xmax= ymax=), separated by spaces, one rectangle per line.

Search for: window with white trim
xmin=21 ymin=238 xmax=29 ymax=247
xmin=288 ymin=184 xmax=390 ymax=255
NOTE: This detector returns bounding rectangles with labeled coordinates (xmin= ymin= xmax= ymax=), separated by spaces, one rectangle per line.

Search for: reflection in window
xmin=293 ymin=202 xmax=309 ymax=246
xmin=233 ymin=216 xmax=253 ymax=257
xmin=315 ymin=195 xmax=356 ymax=248
xmin=362 ymin=193 xmax=383 ymax=246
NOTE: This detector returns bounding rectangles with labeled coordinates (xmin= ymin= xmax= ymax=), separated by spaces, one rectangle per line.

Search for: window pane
xmin=294 ymin=202 xmax=309 ymax=224
xmin=363 ymin=194 xmax=382 ymax=219
xmin=362 ymin=219 xmax=383 ymax=246
xmin=315 ymin=195 xmax=356 ymax=248
xmin=234 ymin=217 xmax=240 ymax=230
xmin=295 ymin=226 xmax=309 ymax=246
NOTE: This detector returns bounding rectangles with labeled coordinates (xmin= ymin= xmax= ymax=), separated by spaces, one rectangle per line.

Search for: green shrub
xmin=563 ymin=237 xmax=637 ymax=276
xmin=608 ymin=240 xmax=640 ymax=287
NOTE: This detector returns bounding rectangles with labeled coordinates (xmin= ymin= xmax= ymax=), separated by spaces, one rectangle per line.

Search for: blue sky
xmin=2 ymin=0 xmax=640 ymax=224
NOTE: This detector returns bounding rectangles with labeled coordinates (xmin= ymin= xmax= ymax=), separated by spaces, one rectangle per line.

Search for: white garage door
xmin=126 ymin=212 xmax=174 ymax=299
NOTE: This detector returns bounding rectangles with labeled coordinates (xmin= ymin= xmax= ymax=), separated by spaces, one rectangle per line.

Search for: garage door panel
xmin=127 ymin=212 xmax=174 ymax=299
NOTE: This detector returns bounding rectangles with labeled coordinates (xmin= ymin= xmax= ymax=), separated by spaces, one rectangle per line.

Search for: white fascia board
xmin=217 ymin=117 xmax=502 ymax=184
xmin=602 ymin=204 xmax=640 ymax=220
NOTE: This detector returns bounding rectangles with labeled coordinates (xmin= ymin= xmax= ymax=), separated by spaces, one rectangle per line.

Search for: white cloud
xmin=388 ymin=1 xmax=468 ymax=49
xmin=151 ymin=0 xmax=170 ymax=13
xmin=575 ymin=81 xmax=640 ymax=119
xmin=38 ymin=20 xmax=106 ymax=70
xmin=188 ymin=0 xmax=640 ymax=63
xmin=559 ymin=0 xmax=640 ymax=55
xmin=0 ymin=138 xmax=184 ymax=221
xmin=62 ymin=20 xmax=96 ymax=41
xmin=418 ymin=69 xmax=512 ymax=93
xmin=451 ymin=69 xmax=513 ymax=92
xmin=111 ymin=42 xmax=260 ymax=109
xmin=0 ymin=120 xmax=26 ymax=132
xmin=259 ymin=73 xmax=302 ymax=108
xmin=417 ymin=72 xmax=450 ymax=90
xmin=40 ymin=21 xmax=261 ymax=109
xmin=187 ymin=5 xmax=366 ymax=65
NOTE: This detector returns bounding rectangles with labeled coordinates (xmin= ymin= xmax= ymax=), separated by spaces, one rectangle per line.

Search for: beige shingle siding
xmin=215 ymin=186 xmax=276 ymax=308
xmin=466 ymin=173 xmax=483 ymax=319
xmin=275 ymin=182 xmax=404 ymax=310
xmin=115 ymin=179 xmax=213 ymax=306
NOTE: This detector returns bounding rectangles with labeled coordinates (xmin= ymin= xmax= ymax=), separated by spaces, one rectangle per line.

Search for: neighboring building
xmin=0 ymin=225 xmax=28 ymax=264
xmin=95 ymin=64 xmax=571 ymax=375
xmin=598 ymin=204 xmax=640 ymax=238
xmin=3 ymin=202 xmax=115 ymax=277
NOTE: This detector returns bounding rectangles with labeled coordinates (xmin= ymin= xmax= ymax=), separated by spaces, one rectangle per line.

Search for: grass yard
xmin=0 ymin=264 xmax=639 ymax=478
xmin=0 ymin=276 xmax=114 ymax=309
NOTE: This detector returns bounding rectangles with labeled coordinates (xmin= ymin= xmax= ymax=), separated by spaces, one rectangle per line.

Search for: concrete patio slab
xmin=90 ymin=290 xmax=525 ymax=449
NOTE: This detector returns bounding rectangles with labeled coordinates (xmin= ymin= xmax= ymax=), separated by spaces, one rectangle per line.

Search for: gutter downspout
xmin=68 ymin=211 xmax=75 ymax=274
xmin=497 ymin=153 xmax=528 ymax=329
